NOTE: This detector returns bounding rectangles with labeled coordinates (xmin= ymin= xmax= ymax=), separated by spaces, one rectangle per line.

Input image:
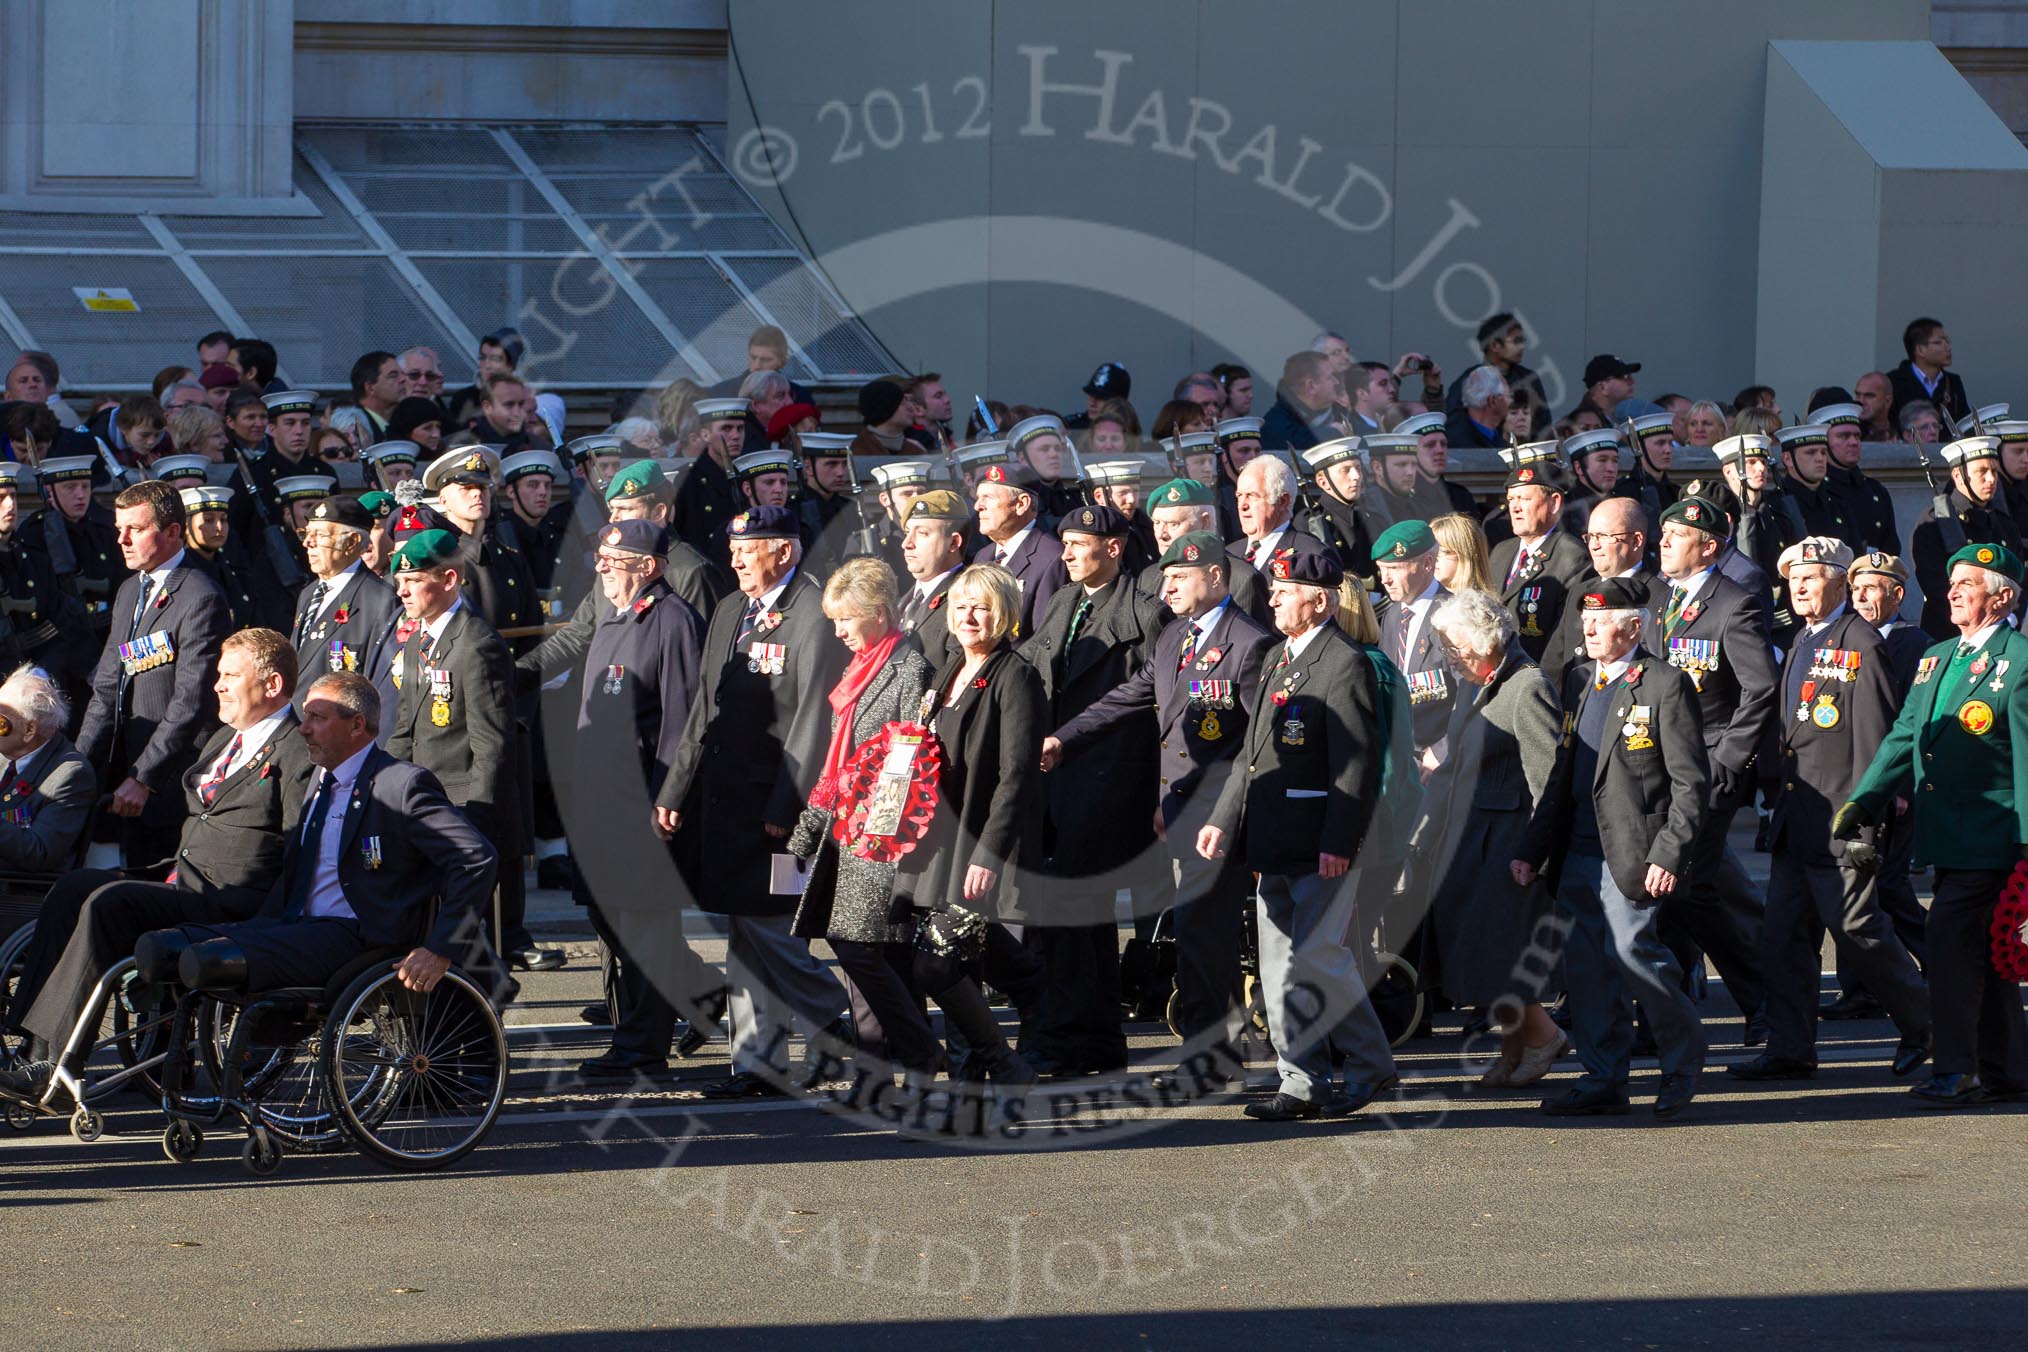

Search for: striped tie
xmin=1177 ymin=624 xmax=1197 ymax=671
xmin=199 ymin=733 xmax=243 ymax=806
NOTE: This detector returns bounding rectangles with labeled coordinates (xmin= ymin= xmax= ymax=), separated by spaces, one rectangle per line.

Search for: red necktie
xmin=200 ymin=733 xmax=243 ymax=806
xmin=1505 ymin=548 xmax=1531 ymax=588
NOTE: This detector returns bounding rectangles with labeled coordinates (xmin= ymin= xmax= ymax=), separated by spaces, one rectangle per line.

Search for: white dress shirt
xmin=202 ymin=709 xmax=291 ymax=787
xmin=303 ymin=742 xmax=374 ymax=921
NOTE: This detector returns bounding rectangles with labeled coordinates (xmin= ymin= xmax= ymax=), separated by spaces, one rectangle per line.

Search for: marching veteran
xmin=1842 ymin=542 xmax=2028 ymax=1107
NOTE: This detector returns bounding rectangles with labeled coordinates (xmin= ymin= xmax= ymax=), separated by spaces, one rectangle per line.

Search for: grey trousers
xmin=719 ymin=913 xmax=849 ymax=1075
xmin=1558 ymin=851 xmax=1707 ymax=1088
xmin=1763 ymin=852 xmax=1929 ymax=1062
xmin=1255 ymin=870 xmax=1395 ymax=1101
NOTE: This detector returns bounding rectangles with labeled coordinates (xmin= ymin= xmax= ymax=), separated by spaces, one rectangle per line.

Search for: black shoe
xmin=508 ymin=946 xmax=566 ymax=973
xmin=1891 ymin=1038 xmax=1930 ymax=1079
xmin=1820 ymin=991 xmax=1886 ymax=1021
xmin=1540 ymin=1084 xmax=1631 ymax=1116
xmin=1244 ymin=1092 xmax=1322 ymax=1122
xmin=535 ymin=855 xmax=576 ymax=891
xmin=1728 ymin=1053 xmax=1816 ymax=1082
xmin=1910 ymin=1072 xmax=1983 ymax=1108
xmin=0 ymin=1058 xmax=54 ymax=1101
xmin=1972 ymin=1081 xmax=2028 ymax=1105
xmin=673 ymin=1020 xmax=711 ymax=1058
xmin=700 ymin=1071 xmax=786 ymax=1100
xmin=580 ymin=1002 xmax=611 ymax=1026
xmin=1322 ymin=1074 xmax=1399 ymax=1117
xmin=1741 ymin=1014 xmax=1769 ymax=1048
xmin=577 ymin=1052 xmax=668 ymax=1081
xmin=1654 ymin=1074 xmax=1698 ymax=1119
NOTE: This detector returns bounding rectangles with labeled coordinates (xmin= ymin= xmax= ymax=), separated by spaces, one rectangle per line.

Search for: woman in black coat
xmin=897 ymin=562 xmax=1047 ymax=1093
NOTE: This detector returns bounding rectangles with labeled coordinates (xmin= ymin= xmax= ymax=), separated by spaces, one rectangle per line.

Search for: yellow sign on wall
xmin=72 ymin=287 xmax=139 ymax=313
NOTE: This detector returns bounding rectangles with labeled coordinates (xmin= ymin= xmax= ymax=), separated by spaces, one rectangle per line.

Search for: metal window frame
xmin=0 ymin=121 xmax=899 ymax=391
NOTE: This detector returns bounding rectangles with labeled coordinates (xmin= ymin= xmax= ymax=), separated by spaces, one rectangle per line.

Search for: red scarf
xmin=812 ymin=628 xmax=903 ymax=808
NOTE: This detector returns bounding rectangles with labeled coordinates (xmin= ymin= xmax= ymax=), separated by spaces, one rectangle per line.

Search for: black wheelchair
xmin=146 ymin=934 xmax=510 ymax=1176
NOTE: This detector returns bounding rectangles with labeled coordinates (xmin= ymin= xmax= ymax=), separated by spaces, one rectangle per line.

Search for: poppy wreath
xmin=1993 ymin=861 xmax=2028 ymax=982
xmin=827 ymin=721 xmax=944 ymax=863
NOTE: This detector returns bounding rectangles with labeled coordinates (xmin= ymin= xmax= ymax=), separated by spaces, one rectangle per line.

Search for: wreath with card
xmin=1994 ymin=861 xmax=2028 ymax=983
xmin=818 ymin=722 xmax=944 ymax=863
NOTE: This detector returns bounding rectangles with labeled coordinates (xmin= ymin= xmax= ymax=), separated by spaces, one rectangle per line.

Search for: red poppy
xmin=972 ymin=676 xmax=989 ymax=690
xmin=333 ymin=606 xmax=351 ymax=625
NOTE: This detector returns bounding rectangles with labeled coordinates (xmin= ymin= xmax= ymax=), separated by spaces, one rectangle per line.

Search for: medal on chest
xmin=1518 ymin=585 xmax=1544 ymax=636
xmin=748 ymin=641 xmax=787 ymax=675
xmin=327 ymin=638 xmax=357 ymax=673
xmin=427 ymin=667 xmax=453 ymax=727
xmin=1620 ymin=703 xmax=1654 ymax=751
xmin=603 ymin=664 xmax=626 ymax=695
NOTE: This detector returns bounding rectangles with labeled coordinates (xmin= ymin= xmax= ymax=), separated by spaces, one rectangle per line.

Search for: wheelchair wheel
xmin=199 ymin=1000 xmax=342 ymax=1151
xmin=242 ymin=1129 xmax=281 ymax=1177
xmin=1163 ymin=988 xmax=1185 ymax=1040
xmin=1369 ymin=950 xmax=1425 ymax=1050
xmin=161 ymin=1120 xmax=203 ymax=1162
xmin=0 ymin=921 xmax=34 ymax=1065
xmin=69 ymin=1106 xmax=104 ymax=1143
xmin=323 ymin=967 xmax=507 ymax=1172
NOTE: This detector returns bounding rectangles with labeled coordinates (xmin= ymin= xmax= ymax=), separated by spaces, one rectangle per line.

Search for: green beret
xmin=603 ymin=459 xmax=669 ymax=504
xmin=1157 ymin=530 xmax=1228 ymax=570
xmin=1660 ymin=494 xmax=1727 ymax=536
xmin=1371 ymin=520 xmax=1436 ymax=561
xmin=1149 ymin=477 xmax=1213 ymax=509
xmin=358 ymin=490 xmax=396 ymax=520
xmin=1948 ymin=541 xmax=2024 ymax=585
xmin=388 ymin=528 xmax=461 ymax=574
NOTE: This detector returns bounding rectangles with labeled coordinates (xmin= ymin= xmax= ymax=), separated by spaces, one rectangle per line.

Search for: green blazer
xmin=1851 ymin=623 xmax=2028 ymax=870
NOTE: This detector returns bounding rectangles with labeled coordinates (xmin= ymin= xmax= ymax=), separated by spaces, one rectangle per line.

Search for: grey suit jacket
xmin=0 ymin=734 xmax=96 ymax=873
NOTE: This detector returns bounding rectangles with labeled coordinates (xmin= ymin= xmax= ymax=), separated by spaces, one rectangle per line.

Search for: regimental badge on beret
xmin=313 ymin=503 xmax=331 ymax=519
xmin=1076 ymin=508 xmax=1095 ymax=528
xmin=1802 ymin=541 xmax=1822 ymax=563
xmin=1183 ymin=542 xmax=1201 ymax=562
xmin=1516 ymin=467 xmax=1535 ymax=484
xmin=1684 ymin=503 xmax=1701 ymax=523
xmin=1270 ymin=549 xmax=1293 ymax=581
xmin=1391 ymin=542 xmax=1408 ymax=559
xmin=983 ymin=465 xmax=1008 ymax=484
xmin=463 ymin=451 xmax=486 ymax=473
xmin=605 ymin=526 xmax=624 ymax=546
xmin=730 ymin=512 xmax=751 ymax=535
xmin=1582 ymin=592 xmax=1605 ymax=610
xmin=1162 ymin=486 xmax=1181 ymax=503
xmin=1980 ymin=547 xmax=1996 ymax=564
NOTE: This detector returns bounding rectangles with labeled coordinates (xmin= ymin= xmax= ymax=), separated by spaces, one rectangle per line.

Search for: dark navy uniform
xmin=290 ymin=562 xmax=402 ymax=739
xmin=1381 ymin=581 xmax=1455 ymax=758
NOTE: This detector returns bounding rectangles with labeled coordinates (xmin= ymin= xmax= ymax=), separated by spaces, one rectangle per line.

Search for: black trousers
xmin=1927 ymin=868 xmax=2028 ymax=1084
xmin=831 ymin=938 xmax=939 ymax=1074
xmin=1762 ymin=852 xmax=1928 ymax=1062
xmin=1662 ymin=798 xmax=1766 ymax=1021
xmin=1024 ymin=917 xmax=1128 ymax=1073
xmin=1170 ymin=853 xmax=1252 ymax=1042
xmin=584 ymin=899 xmax=716 ymax=1059
xmin=11 ymin=873 xmax=256 ymax=1047
xmin=1839 ymin=806 xmax=1928 ymax=995
xmin=168 ymin=916 xmax=374 ymax=992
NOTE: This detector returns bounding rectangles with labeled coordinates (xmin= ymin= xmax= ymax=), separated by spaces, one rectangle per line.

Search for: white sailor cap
xmin=952 ymin=440 xmax=1009 ymax=469
xmin=695 ymin=397 xmax=750 ymax=422
xmin=1812 ymin=402 xmax=1863 ymax=427
xmin=1990 ymin=419 xmax=2028 ymax=445
xmin=1957 ymin=404 xmax=2011 ymax=436
xmin=260 ymin=389 xmax=318 ymax=417
xmin=0 ymin=462 xmax=36 ymax=491
xmin=565 ymin=433 xmax=626 ymax=463
xmin=1774 ymin=424 xmax=1830 ymax=450
xmin=1213 ymin=416 xmax=1263 ymax=446
xmin=869 ymin=460 xmax=936 ymax=489
xmin=1940 ymin=434 xmax=2002 ymax=467
xmin=1393 ymin=411 xmax=1446 ymax=438
xmin=797 ymin=432 xmax=853 ymax=458
xmin=1174 ymin=431 xmax=1217 ymax=455
xmin=364 ymin=440 xmax=421 ymax=467
xmin=147 ymin=454 xmax=213 ymax=484
xmin=179 ymin=485 xmax=233 ymax=515
xmin=35 ymin=455 xmax=98 ymax=484
xmin=1627 ymin=412 xmax=1676 ymax=438
xmin=1564 ymin=428 xmax=1623 ymax=459
xmin=1084 ymin=460 xmax=1143 ymax=487
xmin=1300 ymin=437 xmax=1363 ymax=474
xmin=1498 ymin=440 xmax=1561 ymax=469
xmin=1712 ymin=433 xmax=1774 ymax=467
xmin=1007 ymin=414 xmax=1069 ymax=451
xmin=500 ymin=449 xmax=564 ymax=482
xmin=1365 ymin=433 xmax=1420 ymax=459
xmin=274 ymin=475 xmax=333 ymax=504
xmin=732 ymin=448 xmax=795 ymax=478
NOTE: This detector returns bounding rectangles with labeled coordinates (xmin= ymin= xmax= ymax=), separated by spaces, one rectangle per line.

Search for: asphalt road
xmin=5 ymin=836 xmax=2026 ymax=1350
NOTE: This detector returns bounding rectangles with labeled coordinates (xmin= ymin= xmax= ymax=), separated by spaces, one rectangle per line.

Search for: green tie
xmin=1945 ymin=638 xmax=1980 ymax=691
xmin=1067 ymin=596 xmax=1094 ymax=647
xmin=1663 ymin=586 xmax=1687 ymax=636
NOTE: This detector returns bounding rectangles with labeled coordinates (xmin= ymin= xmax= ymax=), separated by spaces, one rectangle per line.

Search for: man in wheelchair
xmin=4 ymin=671 xmax=495 ymax=1104
xmin=0 ymin=666 xmax=95 ymax=873
xmin=3 ymin=630 xmax=313 ymax=1080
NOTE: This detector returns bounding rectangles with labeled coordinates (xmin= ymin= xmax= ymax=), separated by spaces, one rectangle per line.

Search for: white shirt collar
xmin=143 ymin=548 xmax=188 ymax=593
xmin=1405 ymin=577 xmax=1441 ymax=613
xmin=325 ymin=740 xmax=374 ymax=794
xmin=8 ymin=740 xmax=52 ymax=780
xmin=996 ymin=522 xmax=1036 ymax=560
xmin=309 ymin=561 xmax=362 ymax=617
xmin=422 ymin=596 xmax=465 ymax=645
xmin=1251 ymin=524 xmax=1288 ymax=558
xmin=1597 ymin=652 xmax=1636 ymax=683
xmin=752 ymin=571 xmax=794 ymax=612
xmin=914 ymin=565 xmax=961 ymax=600
xmin=1190 ymin=598 xmax=1231 ymax=645
xmin=1671 ymin=566 xmax=1716 ymax=603
xmin=226 ymin=709 xmax=292 ymax=767
xmin=1802 ymin=602 xmax=1847 ymax=639
xmin=1284 ymin=621 xmax=1330 ymax=659
xmin=1963 ymin=620 xmax=2003 ymax=651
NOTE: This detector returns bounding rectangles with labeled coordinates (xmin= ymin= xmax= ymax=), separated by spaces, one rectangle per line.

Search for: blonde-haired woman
xmin=1430 ymin=512 xmax=1496 ymax=593
xmin=896 ymin=563 xmax=1047 ymax=1099
xmin=788 ymin=557 xmax=939 ymax=1079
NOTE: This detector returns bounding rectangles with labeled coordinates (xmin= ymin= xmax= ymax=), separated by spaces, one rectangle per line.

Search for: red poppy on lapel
xmin=928 ymin=594 xmax=944 ymax=611
xmin=972 ymin=676 xmax=989 ymax=690
xmin=333 ymin=606 xmax=351 ymax=625
xmin=1625 ymin=664 xmax=1644 ymax=687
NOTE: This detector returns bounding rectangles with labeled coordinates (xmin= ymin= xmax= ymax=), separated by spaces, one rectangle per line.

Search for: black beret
xmin=1058 ymin=502 xmax=1129 ymax=538
xmin=1265 ymin=537 xmax=1345 ymax=589
xmin=308 ymin=497 xmax=373 ymax=532
xmin=1579 ymin=577 xmax=1651 ymax=611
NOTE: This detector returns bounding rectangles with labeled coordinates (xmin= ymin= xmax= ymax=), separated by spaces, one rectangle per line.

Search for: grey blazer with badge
xmin=656 ymin=569 xmax=846 ymax=916
xmin=1524 ymin=647 xmax=1710 ymax=902
xmin=75 ymin=558 xmax=232 ymax=831
xmin=1052 ymin=598 xmax=1274 ymax=881
xmin=0 ymin=734 xmax=95 ymax=873
xmin=1769 ymin=609 xmax=1896 ymax=863
xmin=291 ymin=566 xmax=401 ymax=739
xmin=386 ymin=604 xmax=517 ymax=846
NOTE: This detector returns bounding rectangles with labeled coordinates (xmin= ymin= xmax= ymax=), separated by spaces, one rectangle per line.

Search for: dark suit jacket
xmin=1055 ymin=599 xmax=1273 ymax=886
xmin=455 ymin=521 xmax=542 ymax=643
xmin=0 ymin=734 xmax=95 ymax=873
xmin=656 ymin=569 xmax=846 ymax=915
xmin=1879 ymin=620 xmax=1930 ymax=697
xmin=1886 ymin=359 xmax=1970 ymax=429
xmin=1139 ymin=550 xmax=1269 ymax=627
xmin=519 ymin=540 xmax=732 ymax=682
xmin=900 ymin=567 xmax=962 ymax=670
xmin=260 ymin=746 xmax=496 ymax=958
xmin=1209 ymin=621 xmax=1383 ymax=876
xmin=576 ymin=578 xmax=706 ymax=797
xmin=1021 ymin=571 xmax=1169 ymax=880
xmin=973 ymin=524 xmax=1066 ymax=641
xmin=1525 ymin=648 xmax=1710 ymax=901
xmin=1259 ymin=393 xmax=1325 ymax=453
xmin=387 ymin=603 xmax=517 ymax=845
xmin=76 ymin=558 xmax=232 ymax=829
xmin=1912 ymin=488 xmax=2023 ymax=639
xmin=173 ymin=713 xmax=317 ymax=913
xmin=897 ymin=645 xmax=1046 ymax=921
xmin=1769 ymin=610 xmax=1895 ymax=863
xmin=1658 ymin=568 xmax=1779 ymax=788
xmin=1489 ymin=528 xmax=1594 ymax=670
xmin=1381 ymin=583 xmax=1455 ymax=753
xmin=1444 ymin=407 xmax=1504 ymax=450
xmin=291 ymin=565 xmax=402 ymax=738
